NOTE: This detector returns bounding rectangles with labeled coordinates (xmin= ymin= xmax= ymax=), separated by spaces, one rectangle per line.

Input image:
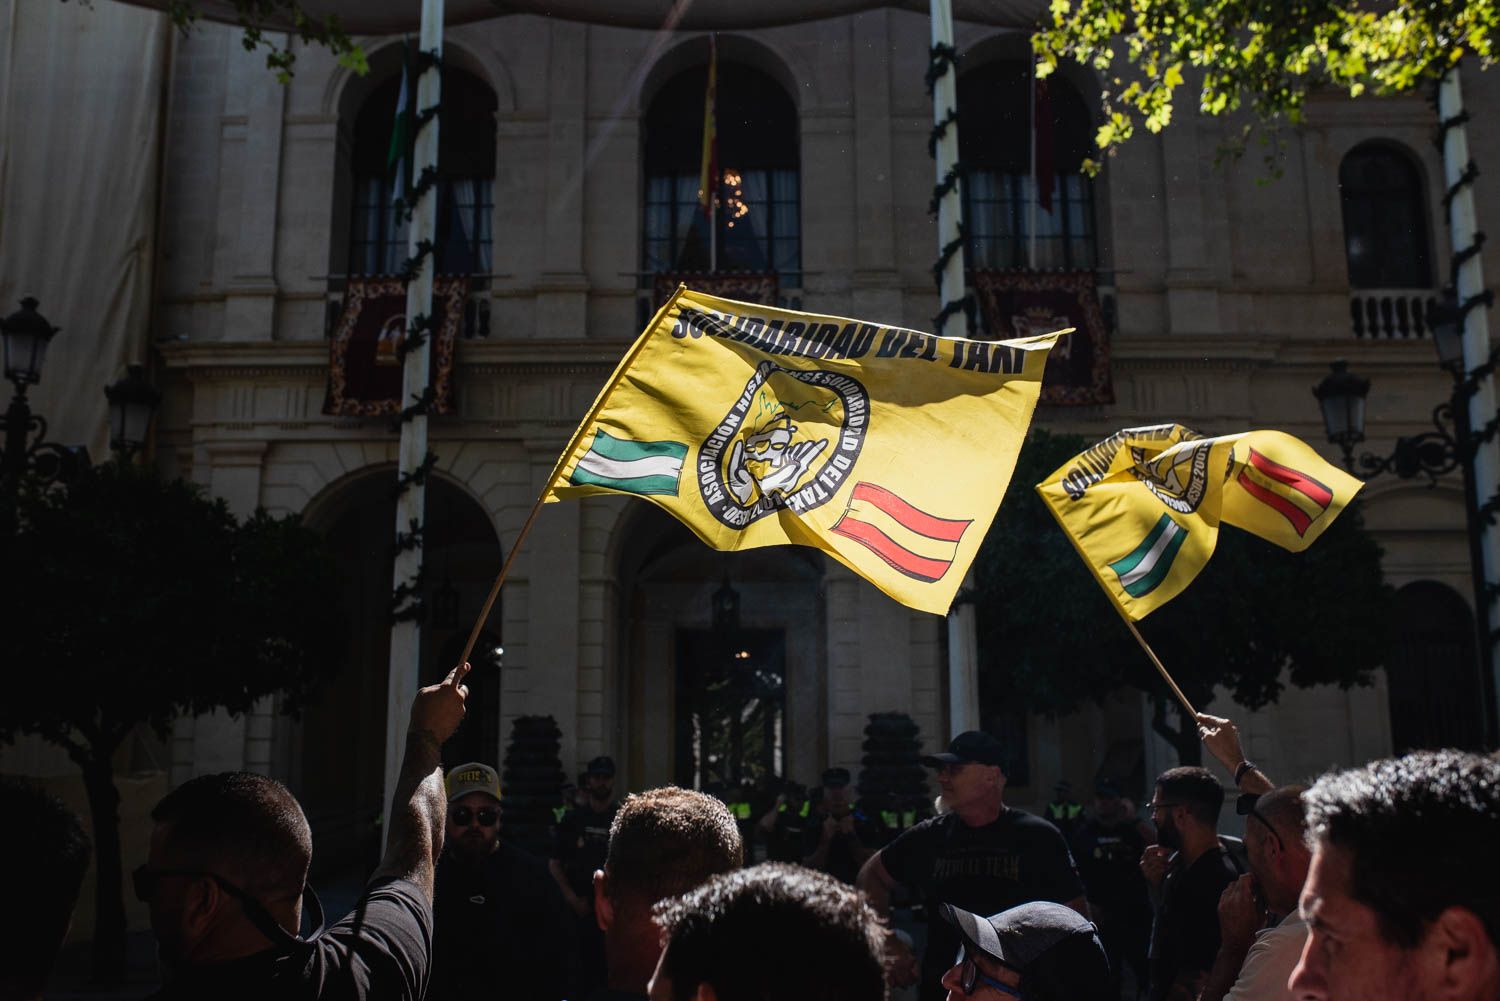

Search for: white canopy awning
xmin=120 ymin=0 xmax=1043 ymax=34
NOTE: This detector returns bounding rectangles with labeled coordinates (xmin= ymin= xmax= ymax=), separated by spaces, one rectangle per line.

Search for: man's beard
xmin=453 ymin=828 xmax=498 ymax=861
xmin=1156 ymin=815 xmax=1181 ymax=850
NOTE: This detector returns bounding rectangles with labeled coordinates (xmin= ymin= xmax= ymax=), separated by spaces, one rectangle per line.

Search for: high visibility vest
xmin=552 ymin=806 xmax=567 ymax=823
xmin=1047 ymin=802 xmax=1084 ymax=821
xmin=730 ymin=800 xmax=752 ymax=820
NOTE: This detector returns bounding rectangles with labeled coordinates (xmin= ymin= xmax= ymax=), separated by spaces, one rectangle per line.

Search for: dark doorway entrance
xmin=675 ymin=628 xmax=786 ymax=789
xmin=1388 ymin=580 xmax=1484 ymax=752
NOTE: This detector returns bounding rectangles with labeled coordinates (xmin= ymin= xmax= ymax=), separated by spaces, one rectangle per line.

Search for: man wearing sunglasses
xmin=429 ymin=762 xmax=575 ymax=1001
xmin=136 ymin=661 xmax=472 ymax=1000
xmin=1197 ymin=786 xmax=1310 ymax=1001
xmin=937 ymin=900 xmax=1112 ymax=1001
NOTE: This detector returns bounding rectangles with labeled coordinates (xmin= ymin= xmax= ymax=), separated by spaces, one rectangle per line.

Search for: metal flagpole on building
xmin=1438 ymin=66 xmax=1500 ymax=739
xmin=385 ymin=0 xmax=444 ymax=819
xmin=928 ymin=0 xmax=980 ymax=736
xmin=1028 ymin=53 xmax=1037 ymax=270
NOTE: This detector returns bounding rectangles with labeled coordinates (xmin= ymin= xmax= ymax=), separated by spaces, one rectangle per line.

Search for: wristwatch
xmin=1234 ymin=760 xmax=1257 ymax=785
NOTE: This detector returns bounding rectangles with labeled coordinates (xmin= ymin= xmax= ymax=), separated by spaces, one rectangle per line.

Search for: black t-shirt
xmin=146 ymin=877 xmax=431 ymax=1001
xmin=880 ymin=808 xmax=1085 ymax=1001
xmin=1147 ymin=843 xmax=1241 ymax=1001
xmin=430 ymin=842 xmax=575 ymax=1001
xmin=1073 ymin=816 xmax=1151 ymax=913
xmin=551 ymin=803 xmax=617 ymax=900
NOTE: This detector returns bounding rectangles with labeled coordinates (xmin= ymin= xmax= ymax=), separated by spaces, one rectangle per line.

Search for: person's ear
xmin=1424 ymin=905 xmax=1500 ymax=998
xmin=182 ymin=876 xmax=222 ymax=938
xmin=594 ymin=870 xmax=613 ymax=932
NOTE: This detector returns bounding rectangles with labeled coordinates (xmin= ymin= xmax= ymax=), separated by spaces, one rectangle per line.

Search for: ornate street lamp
xmin=1312 ymin=295 xmax=1495 ymax=744
xmin=2 ymin=296 xmax=57 ymax=387
xmin=104 ymin=364 xmax=161 ymax=458
xmin=0 ymin=298 xmax=87 ymax=486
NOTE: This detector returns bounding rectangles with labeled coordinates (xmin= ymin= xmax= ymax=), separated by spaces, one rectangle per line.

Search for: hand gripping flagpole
xmin=451 ymin=286 xmax=692 ymax=673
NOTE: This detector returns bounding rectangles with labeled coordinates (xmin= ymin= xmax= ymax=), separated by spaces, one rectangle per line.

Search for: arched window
xmin=348 ymin=67 xmax=497 ymax=276
xmin=1387 ymin=581 xmax=1485 ymax=752
xmin=1339 ymin=144 xmax=1431 ymax=289
xmin=959 ymin=62 xmax=1098 ymax=271
xmin=642 ymin=61 xmax=800 ymax=284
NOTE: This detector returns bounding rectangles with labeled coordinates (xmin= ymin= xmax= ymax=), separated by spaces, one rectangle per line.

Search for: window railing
xmin=1350 ymin=289 xmax=1439 ymax=339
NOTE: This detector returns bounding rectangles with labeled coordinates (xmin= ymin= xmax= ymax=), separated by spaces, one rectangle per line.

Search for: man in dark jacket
xmin=430 ymin=762 xmax=574 ymax=1001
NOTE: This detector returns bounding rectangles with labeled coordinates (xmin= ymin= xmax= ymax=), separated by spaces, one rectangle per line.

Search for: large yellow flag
xmin=545 ymin=287 xmax=1064 ymax=615
xmin=1036 ymin=424 xmax=1364 ymax=620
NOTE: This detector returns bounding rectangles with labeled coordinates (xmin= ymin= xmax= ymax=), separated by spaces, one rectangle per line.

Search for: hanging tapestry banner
xmin=653 ymin=272 xmax=778 ymax=311
xmin=972 ymin=270 xmax=1113 ymax=406
xmin=323 ymin=276 xmax=466 ymax=417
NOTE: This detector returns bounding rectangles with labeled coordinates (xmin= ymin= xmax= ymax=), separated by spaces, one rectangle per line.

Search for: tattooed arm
xmin=373 ymin=663 xmax=472 ymax=902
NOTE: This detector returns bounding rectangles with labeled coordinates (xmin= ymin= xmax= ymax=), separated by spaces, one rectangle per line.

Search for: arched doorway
xmin=1387 ymin=580 xmax=1484 ymax=752
xmin=289 ymin=471 xmax=504 ymax=879
xmin=615 ymin=504 xmax=826 ymax=792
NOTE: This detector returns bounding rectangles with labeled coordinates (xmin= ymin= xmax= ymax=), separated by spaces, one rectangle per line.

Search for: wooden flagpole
xmin=454 ymin=285 xmax=690 ymax=670
xmin=1111 ymin=603 xmax=1197 ymax=717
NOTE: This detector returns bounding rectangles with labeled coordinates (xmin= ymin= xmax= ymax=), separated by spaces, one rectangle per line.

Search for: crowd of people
xmin=4 ymin=660 xmax=1499 ymax=1001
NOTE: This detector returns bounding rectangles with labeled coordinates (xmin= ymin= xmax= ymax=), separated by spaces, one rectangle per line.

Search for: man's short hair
xmin=0 ymin=779 xmax=92 ymax=999
xmin=151 ymin=772 xmax=311 ymax=900
xmin=604 ymin=786 xmax=743 ymax=913
xmin=1252 ymin=785 xmax=1308 ymax=844
xmin=1156 ymin=766 xmax=1224 ymax=827
xmin=1303 ymin=749 xmax=1500 ymax=949
xmin=654 ymin=863 xmax=886 ymax=1001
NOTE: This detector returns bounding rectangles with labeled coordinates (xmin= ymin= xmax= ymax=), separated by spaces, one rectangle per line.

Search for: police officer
xmin=549 ymin=756 xmax=618 ymax=998
xmin=758 ymin=779 xmax=811 ymax=863
xmin=1046 ymin=780 xmax=1086 ymax=840
xmin=802 ymin=767 xmax=884 ymax=884
xmin=1072 ymin=778 xmax=1155 ymax=998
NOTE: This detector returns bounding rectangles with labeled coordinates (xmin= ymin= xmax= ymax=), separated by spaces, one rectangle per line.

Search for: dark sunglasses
xmin=958 ymin=957 xmax=1024 ymax=998
xmin=450 ymin=805 xmax=499 ymax=827
xmin=1236 ymin=792 xmax=1285 ymax=851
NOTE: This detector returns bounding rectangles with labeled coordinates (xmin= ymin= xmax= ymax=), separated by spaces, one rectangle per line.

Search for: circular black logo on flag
xmin=698 ymin=361 xmax=870 ymax=529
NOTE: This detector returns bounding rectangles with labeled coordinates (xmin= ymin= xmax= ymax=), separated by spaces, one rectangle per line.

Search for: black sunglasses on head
xmin=132 ymin=864 xmax=325 ymax=951
xmin=1236 ymin=792 xmax=1285 ymax=851
xmin=450 ymin=805 xmax=499 ymax=827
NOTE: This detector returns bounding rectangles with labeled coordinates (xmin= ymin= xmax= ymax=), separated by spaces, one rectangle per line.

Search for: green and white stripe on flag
xmin=1108 ymin=514 xmax=1188 ymax=598
xmin=568 ymin=430 xmax=688 ymax=496
xmin=387 ymin=43 xmax=412 ymax=207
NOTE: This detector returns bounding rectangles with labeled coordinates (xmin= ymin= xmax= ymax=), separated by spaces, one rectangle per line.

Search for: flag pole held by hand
xmin=1117 ymin=609 xmax=1197 ymax=717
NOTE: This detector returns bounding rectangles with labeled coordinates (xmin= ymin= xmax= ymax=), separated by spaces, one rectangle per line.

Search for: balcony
xmin=1350 ymin=289 xmax=1439 ymax=340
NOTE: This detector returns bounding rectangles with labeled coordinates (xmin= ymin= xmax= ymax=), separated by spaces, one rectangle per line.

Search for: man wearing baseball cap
xmin=938 ymin=901 xmax=1112 ymax=1001
xmin=430 ymin=762 xmax=574 ymax=1001
xmin=857 ymin=731 xmax=1087 ymax=1001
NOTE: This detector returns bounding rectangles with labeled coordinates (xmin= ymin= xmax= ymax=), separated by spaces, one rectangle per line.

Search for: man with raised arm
xmin=137 ymin=662 xmax=472 ymax=1000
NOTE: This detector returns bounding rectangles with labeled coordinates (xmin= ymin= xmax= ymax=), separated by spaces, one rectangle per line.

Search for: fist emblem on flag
xmin=727 ymin=411 xmax=830 ymax=505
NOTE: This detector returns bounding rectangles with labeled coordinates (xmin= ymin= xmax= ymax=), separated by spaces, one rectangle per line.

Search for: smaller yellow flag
xmin=1036 ymin=425 xmax=1363 ymax=620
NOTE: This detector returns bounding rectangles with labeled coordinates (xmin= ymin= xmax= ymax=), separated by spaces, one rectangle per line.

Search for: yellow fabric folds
xmin=1036 ymin=424 xmax=1364 ymax=620
xmin=545 ymin=287 xmax=1064 ymax=615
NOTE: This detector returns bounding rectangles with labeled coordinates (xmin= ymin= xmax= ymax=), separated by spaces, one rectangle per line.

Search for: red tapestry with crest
xmin=652 ymin=272 xmax=779 ymax=311
xmin=323 ymin=277 xmax=466 ymax=417
xmin=971 ymin=270 xmax=1114 ymax=406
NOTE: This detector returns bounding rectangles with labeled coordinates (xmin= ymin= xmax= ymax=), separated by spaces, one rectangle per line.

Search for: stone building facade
xmin=4 ymin=1 xmax=1495 ymax=927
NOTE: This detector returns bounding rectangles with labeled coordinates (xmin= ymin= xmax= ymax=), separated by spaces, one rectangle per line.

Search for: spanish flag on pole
xmin=1036 ymin=424 xmax=1363 ymax=620
xmin=545 ymin=287 xmax=1066 ymax=615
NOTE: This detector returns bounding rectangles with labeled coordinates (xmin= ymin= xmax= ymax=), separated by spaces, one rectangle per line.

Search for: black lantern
xmin=104 ymin=365 xmax=161 ymax=456
xmin=1312 ymin=359 xmax=1370 ymax=469
xmin=1427 ymin=291 xmax=1465 ymax=374
xmin=1 ymin=297 xmax=58 ymax=390
xmin=712 ymin=577 xmax=740 ymax=634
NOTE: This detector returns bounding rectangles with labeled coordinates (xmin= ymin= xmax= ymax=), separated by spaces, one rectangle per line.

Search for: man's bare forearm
xmin=374 ymin=727 xmax=446 ymax=901
xmin=856 ymin=854 xmax=893 ymax=917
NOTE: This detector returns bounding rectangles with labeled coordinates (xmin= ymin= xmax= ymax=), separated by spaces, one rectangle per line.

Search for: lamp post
xmin=0 ymin=297 xmax=88 ymax=487
xmin=104 ymin=365 xmax=161 ymax=459
xmin=1312 ymin=293 xmax=1497 ymax=745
